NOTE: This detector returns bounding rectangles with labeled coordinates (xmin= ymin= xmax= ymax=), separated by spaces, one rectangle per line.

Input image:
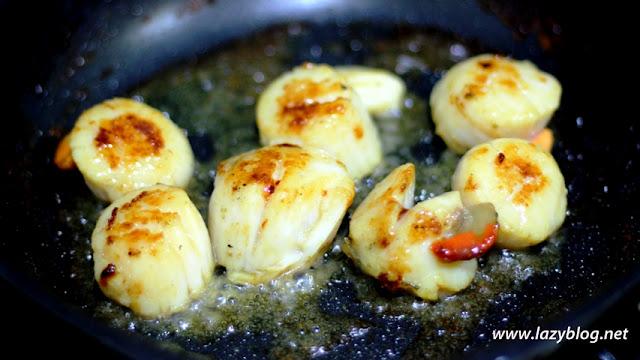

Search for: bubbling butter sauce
xmin=60 ymin=24 xmax=564 ymax=358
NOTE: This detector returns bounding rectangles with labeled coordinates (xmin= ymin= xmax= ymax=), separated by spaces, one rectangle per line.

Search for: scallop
xmin=335 ymin=66 xmax=406 ymax=115
xmin=256 ymin=63 xmax=382 ymax=179
xmin=92 ymin=185 xmax=214 ymax=318
xmin=430 ymin=54 xmax=562 ymax=154
xmin=452 ymin=138 xmax=567 ymax=249
xmin=344 ymin=164 xmax=482 ymax=300
xmin=209 ymin=144 xmax=355 ymax=284
xmin=68 ymin=98 xmax=194 ymax=202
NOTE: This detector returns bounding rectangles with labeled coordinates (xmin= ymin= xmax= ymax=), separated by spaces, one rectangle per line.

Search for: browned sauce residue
xmin=378 ymin=236 xmax=391 ymax=248
xmin=99 ymin=263 xmax=117 ymax=287
xmin=377 ymin=272 xmax=404 ymax=292
xmin=94 ymin=114 xmax=164 ymax=169
xmin=376 ymin=257 xmax=412 ymax=292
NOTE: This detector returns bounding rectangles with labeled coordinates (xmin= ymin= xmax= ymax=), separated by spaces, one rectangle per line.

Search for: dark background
xmin=1 ymin=0 xmax=634 ymax=359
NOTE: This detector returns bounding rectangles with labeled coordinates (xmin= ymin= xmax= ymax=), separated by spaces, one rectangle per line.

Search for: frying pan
xmin=1 ymin=0 xmax=637 ymax=358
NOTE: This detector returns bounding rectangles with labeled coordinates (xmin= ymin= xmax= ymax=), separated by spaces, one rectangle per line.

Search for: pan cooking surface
xmin=22 ymin=23 xmax=578 ymax=358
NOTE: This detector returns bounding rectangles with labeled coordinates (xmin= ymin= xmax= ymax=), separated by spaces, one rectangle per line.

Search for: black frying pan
xmin=2 ymin=0 xmax=637 ymax=358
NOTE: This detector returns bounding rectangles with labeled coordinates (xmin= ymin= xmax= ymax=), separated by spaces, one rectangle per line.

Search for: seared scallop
xmin=430 ymin=54 xmax=561 ymax=154
xmin=344 ymin=164 xmax=497 ymax=300
xmin=256 ymin=63 xmax=382 ymax=179
xmin=68 ymin=98 xmax=194 ymax=202
xmin=335 ymin=66 xmax=406 ymax=115
xmin=452 ymin=138 xmax=567 ymax=249
xmin=209 ymin=144 xmax=355 ymax=284
xmin=92 ymin=185 xmax=214 ymax=318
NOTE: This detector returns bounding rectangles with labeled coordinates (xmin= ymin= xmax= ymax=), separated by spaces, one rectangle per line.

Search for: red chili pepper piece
xmin=431 ymin=223 xmax=499 ymax=262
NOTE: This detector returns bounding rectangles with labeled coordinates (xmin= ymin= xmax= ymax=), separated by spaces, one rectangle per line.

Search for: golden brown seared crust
xmin=102 ymin=189 xmax=177 ymax=258
xmin=408 ymin=210 xmax=443 ymax=243
xmin=68 ymin=98 xmax=195 ymax=202
xmin=464 ymin=174 xmax=478 ymax=192
xmin=369 ymin=195 xmax=399 ymax=249
xmin=494 ymin=144 xmax=548 ymax=206
xmin=366 ymin=164 xmax=415 ymax=249
xmin=220 ymin=144 xmax=312 ymax=199
xmin=451 ymin=138 xmax=567 ymax=249
xmin=379 ymin=206 xmax=445 ymax=292
xmin=473 ymin=146 xmax=489 ymax=156
xmin=450 ymin=55 xmax=524 ymax=113
xmin=94 ymin=113 xmax=164 ymax=169
xmin=280 ymin=78 xmax=345 ymax=106
xmin=377 ymin=256 xmax=413 ymax=292
xmin=277 ymin=78 xmax=348 ymax=132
